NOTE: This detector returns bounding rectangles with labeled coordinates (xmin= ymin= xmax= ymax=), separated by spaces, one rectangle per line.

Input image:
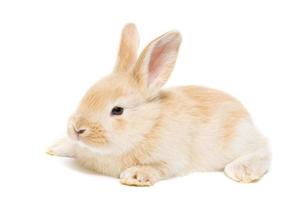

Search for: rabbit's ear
xmin=114 ymin=23 xmax=140 ymax=73
xmin=132 ymin=31 xmax=182 ymax=95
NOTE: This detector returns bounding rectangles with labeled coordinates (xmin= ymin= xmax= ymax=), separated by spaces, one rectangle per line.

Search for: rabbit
xmin=47 ymin=23 xmax=271 ymax=186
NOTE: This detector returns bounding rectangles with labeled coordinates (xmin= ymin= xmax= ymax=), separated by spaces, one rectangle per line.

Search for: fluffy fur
xmin=48 ymin=23 xmax=271 ymax=186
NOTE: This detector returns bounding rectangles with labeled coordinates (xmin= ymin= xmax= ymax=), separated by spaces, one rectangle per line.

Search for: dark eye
xmin=111 ymin=106 xmax=124 ymax=116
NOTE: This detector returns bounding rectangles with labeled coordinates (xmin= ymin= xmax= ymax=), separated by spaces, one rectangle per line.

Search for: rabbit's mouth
xmin=68 ymin=125 xmax=107 ymax=146
xmin=67 ymin=116 xmax=108 ymax=146
xmin=79 ymin=132 xmax=108 ymax=146
xmin=74 ymin=137 xmax=123 ymax=155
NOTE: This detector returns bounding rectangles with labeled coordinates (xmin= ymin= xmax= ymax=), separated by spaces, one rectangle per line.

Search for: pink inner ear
xmin=148 ymin=41 xmax=168 ymax=83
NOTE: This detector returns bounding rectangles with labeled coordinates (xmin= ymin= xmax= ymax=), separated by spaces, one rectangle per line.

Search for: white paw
xmin=224 ymin=161 xmax=266 ymax=183
xmin=47 ymin=138 xmax=74 ymax=157
xmin=120 ymin=166 xmax=158 ymax=186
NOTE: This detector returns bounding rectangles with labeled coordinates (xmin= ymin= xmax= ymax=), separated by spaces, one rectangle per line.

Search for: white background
xmin=0 ymin=0 xmax=299 ymax=199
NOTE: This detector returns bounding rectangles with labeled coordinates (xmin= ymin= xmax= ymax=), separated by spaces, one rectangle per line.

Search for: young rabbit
xmin=48 ymin=23 xmax=271 ymax=186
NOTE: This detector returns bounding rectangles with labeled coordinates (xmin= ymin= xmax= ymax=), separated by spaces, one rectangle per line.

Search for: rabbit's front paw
xmin=47 ymin=138 xmax=74 ymax=157
xmin=120 ymin=166 xmax=160 ymax=186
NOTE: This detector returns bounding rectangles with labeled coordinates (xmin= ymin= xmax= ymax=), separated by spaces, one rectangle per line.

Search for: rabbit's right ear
xmin=131 ymin=31 xmax=182 ymax=96
xmin=114 ymin=23 xmax=140 ymax=73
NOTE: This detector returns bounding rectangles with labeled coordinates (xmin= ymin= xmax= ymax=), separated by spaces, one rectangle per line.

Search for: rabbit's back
xmin=158 ymin=86 xmax=264 ymax=172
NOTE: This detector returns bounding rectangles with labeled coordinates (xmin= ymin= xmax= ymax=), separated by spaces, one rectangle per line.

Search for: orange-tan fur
xmin=48 ymin=23 xmax=271 ymax=186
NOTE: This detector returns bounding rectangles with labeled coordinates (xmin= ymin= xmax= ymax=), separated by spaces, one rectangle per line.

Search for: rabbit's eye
xmin=111 ymin=106 xmax=124 ymax=116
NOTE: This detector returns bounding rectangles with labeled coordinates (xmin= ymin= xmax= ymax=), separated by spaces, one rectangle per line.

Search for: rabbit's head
xmin=68 ymin=24 xmax=181 ymax=155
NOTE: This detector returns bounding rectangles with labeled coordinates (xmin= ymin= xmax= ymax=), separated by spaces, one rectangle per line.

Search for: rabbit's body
xmin=48 ymin=24 xmax=270 ymax=186
xmin=60 ymin=85 xmax=270 ymax=182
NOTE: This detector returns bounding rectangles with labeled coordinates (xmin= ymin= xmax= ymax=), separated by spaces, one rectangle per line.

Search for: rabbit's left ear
xmin=114 ymin=23 xmax=140 ymax=73
xmin=132 ymin=31 xmax=182 ymax=95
